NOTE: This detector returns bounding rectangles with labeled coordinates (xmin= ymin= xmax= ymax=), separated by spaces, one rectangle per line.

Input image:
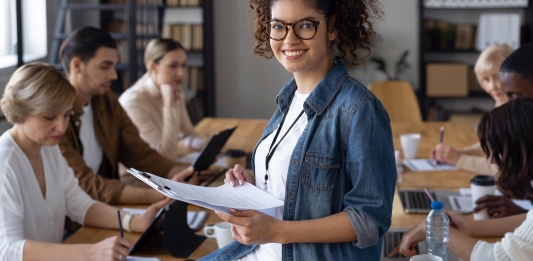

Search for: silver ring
xmin=119 ymin=254 xmax=123 ymax=260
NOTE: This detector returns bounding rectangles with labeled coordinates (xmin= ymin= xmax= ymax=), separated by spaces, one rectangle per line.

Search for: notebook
xmin=381 ymin=229 xmax=462 ymax=261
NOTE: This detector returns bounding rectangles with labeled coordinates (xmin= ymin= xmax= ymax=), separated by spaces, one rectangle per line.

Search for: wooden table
xmin=66 ymin=119 xmax=498 ymax=259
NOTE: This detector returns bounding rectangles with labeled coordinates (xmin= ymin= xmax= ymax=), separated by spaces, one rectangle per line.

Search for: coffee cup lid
xmin=225 ymin=149 xmax=246 ymax=157
xmin=471 ymin=175 xmax=496 ymax=186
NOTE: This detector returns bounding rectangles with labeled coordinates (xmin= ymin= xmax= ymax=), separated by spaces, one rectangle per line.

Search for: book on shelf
xmin=107 ymin=0 xmax=163 ymax=5
xmin=424 ymin=19 xmax=479 ymax=51
xmin=162 ymin=24 xmax=204 ymax=50
xmin=167 ymin=0 xmax=202 ymax=7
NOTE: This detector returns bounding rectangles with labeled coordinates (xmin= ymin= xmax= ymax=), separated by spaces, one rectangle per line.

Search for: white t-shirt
xmin=240 ymin=90 xmax=309 ymax=261
xmin=79 ymin=103 xmax=103 ymax=174
xmin=0 ymin=131 xmax=96 ymax=261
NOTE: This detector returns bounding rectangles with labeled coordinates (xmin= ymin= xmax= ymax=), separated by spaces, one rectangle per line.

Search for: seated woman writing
xmin=430 ymin=44 xmax=514 ymax=176
xmin=0 ymin=63 xmax=168 ymax=261
xmin=390 ymin=97 xmax=533 ymax=260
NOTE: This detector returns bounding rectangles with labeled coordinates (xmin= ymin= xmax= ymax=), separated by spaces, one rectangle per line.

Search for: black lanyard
xmin=263 ymin=109 xmax=305 ymax=190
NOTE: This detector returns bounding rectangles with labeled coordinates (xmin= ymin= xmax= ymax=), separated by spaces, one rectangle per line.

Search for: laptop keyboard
xmin=399 ymin=190 xmax=436 ymax=212
xmin=383 ymin=231 xmax=419 ymax=258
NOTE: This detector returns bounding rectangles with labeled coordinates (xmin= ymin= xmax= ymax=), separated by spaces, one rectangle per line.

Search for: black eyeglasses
xmin=264 ymin=17 xmax=329 ymax=41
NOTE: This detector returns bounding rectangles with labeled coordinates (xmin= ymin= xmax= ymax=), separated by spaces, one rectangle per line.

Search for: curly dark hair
xmin=249 ymin=0 xmax=382 ymax=65
xmin=478 ymin=97 xmax=533 ymax=200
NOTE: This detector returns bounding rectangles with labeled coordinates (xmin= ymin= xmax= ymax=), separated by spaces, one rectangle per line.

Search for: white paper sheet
xmin=128 ymin=169 xmax=284 ymax=217
xmin=403 ymin=159 xmax=458 ymax=171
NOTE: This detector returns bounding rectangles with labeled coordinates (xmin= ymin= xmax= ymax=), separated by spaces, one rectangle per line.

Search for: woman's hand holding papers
xmin=225 ymin=164 xmax=255 ymax=186
xmin=170 ymin=166 xmax=217 ymax=185
xmin=216 ymin=209 xmax=280 ymax=245
xmin=430 ymin=143 xmax=461 ymax=165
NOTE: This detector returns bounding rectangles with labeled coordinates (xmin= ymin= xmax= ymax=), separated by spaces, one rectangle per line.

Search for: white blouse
xmin=0 ymin=131 xmax=96 ymax=261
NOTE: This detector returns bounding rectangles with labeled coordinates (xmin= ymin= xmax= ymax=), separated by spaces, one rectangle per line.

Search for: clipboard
xmin=192 ymin=126 xmax=237 ymax=171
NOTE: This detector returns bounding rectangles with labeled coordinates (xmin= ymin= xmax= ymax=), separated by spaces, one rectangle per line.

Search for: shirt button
xmin=75 ymin=121 xmax=80 ymax=126
xmin=280 ymin=99 xmax=284 ymax=104
xmin=292 ymin=160 xmax=297 ymax=165
xmin=305 ymin=104 xmax=310 ymax=108
xmin=288 ymin=192 xmax=293 ymax=197
xmin=320 ymin=162 xmax=325 ymax=167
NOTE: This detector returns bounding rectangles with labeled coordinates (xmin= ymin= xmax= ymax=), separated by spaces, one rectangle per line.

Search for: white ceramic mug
xmin=203 ymin=221 xmax=234 ymax=249
xmin=471 ymin=175 xmax=496 ymax=220
xmin=410 ymin=254 xmax=443 ymax=261
xmin=400 ymin=133 xmax=422 ymax=159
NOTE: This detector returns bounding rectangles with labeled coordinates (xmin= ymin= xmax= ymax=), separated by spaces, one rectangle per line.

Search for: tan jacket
xmin=119 ymin=75 xmax=196 ymax=160
xmin=59 ymin=91 xmax=176 ymax=204
xmin=456 ymin=142 xmax=499 ymax=176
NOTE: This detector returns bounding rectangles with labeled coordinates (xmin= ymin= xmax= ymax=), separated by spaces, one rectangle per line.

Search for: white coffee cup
xmin=203 ymin=221 xmax=234 ymax=249
xmin=400 ymin=134 xmax=422 ymax=159
xmin=410 ymin=254 xmax=443 ymax=261
xmin=471 ymin=175 xmax=496 ymax=220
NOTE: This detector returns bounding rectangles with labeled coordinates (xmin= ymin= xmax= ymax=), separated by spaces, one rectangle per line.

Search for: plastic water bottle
xmin=426 ymin=201 xmax=449 ymax=261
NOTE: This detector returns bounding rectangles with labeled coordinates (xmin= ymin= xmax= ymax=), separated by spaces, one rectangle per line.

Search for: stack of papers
xmin=403 ymin=159 xmax=458 ymax=171
xmin=122 ymin=208 xmax=209 ymax=231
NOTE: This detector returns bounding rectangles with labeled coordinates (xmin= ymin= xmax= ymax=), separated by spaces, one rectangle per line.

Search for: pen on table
xmin=437 ymin=126 xmax=445 ymax=165
xmin=424 ymin=188 xmax=435 ymax=202
xmin=117 ymin=210 xmax=124 ymax=238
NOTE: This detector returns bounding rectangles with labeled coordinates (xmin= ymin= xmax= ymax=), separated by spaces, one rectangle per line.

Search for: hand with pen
xmin=169 ymin=166 xmax=218 ymax=185
xmin=430 ymin=143 xmax=462 ymax=165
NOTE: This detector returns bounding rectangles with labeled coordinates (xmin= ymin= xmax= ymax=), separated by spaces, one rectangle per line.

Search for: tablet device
xmin=129 ymin=205 xmax=167 ymax=254
xmin=192 ymin=126 xmax=237 ymax=171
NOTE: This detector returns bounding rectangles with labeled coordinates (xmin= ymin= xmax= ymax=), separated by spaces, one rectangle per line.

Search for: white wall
xmin=213 ymin=0 xmax=420 ymax=119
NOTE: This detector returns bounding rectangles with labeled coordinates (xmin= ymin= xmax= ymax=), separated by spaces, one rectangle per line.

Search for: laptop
xmin=381 ymin=228 xmax=462 ymax=261
xmin=398 ymin=189 xmax=470 ymax=214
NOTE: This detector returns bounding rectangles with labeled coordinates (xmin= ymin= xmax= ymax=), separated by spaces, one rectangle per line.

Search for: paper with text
xmin=128 ymin=169 xmax=284 ymax=217
xmin=403 ymin=159 xmax=458 ymax=171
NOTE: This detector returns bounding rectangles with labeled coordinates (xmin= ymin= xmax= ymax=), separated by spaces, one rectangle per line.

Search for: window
xmin=0 ymin=0 xmax=47 ymax=69
xmin=0 ymin=0 xmax=17 ymax=57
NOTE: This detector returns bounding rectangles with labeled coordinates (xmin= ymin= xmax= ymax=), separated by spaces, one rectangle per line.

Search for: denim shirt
xmin=199 ymin=61 xmax=396 ymax=261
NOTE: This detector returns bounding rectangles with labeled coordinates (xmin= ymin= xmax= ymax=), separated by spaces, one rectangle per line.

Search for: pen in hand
xmin=117 ymin=210 xmax=124 ymax=238
xmin=437 ymin=126 xmax=444 ymax=165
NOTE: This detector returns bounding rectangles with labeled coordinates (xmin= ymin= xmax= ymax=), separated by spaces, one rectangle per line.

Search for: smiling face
xmin=269 ymin=0 xmax=337 ymax=77
xmin=73 ymin=47 xmax=118 ymax=98
xmin=150 ymin=48 xmax=187 ymax=88
xmin=500 ymin=72 xmax=533 ymax=100
xmin=17 ymin=106 xmax=73 ymax=147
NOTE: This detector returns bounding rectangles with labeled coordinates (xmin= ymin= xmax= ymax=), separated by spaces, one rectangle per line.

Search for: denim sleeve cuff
xmin=344 ymin=206 xmax=379 ymax=249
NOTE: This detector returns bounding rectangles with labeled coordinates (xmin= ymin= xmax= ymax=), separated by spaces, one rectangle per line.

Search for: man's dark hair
xmin=59 ymin=27 xmax=117 ymax=74
xmin=500 ymin=42 xmax=533 ymax=85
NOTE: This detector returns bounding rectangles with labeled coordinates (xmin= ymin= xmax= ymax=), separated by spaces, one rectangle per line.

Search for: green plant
xmin=369 ymin=50 xmax=411 ymax=81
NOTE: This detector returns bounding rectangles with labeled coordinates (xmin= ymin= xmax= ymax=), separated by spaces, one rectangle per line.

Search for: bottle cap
xmin=431 ymin=201 xmax=443 ymax=210
xmin=470 ymin=175 xmax=495 ymax=186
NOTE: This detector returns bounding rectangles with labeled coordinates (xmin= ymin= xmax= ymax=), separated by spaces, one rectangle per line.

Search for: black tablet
xmin=129 ymin=205 xmax=167 ymax=254
xmin=192 ymin=126 xmax=237 ymax=171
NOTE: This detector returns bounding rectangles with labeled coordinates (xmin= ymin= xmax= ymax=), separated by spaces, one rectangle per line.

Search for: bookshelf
xmin=161 ymin=0 xmax=216 ymax=122
xmin=417 ymin=0 xmax=533 ymax=120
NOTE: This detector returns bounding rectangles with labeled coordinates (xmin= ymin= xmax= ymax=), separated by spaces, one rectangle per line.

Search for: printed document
xmin=403 ymin=159 xmax=458 ymax=171
xmin=128 ymin=168 xmax=284 ymax=217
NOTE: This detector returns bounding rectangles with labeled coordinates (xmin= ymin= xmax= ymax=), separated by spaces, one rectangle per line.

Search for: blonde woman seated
xmin=430 ymin=44 xmax=514 ymax=176
xmin=119 ymin=38 xmax=205 ymax=161
xmin=0 ymin=63 xmax=167 ymax=261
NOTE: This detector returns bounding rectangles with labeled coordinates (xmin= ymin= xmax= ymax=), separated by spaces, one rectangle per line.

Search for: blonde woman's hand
xmin=224 ymin=164 xmax=255 ymax=186
xmin=161 ymin=83 xmax=182 ymax=107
